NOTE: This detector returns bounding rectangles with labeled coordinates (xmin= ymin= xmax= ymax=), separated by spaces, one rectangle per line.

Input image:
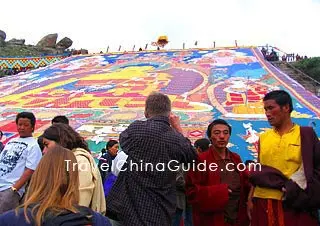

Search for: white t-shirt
xmin=0 ymin=137 xmax=42 ymax=196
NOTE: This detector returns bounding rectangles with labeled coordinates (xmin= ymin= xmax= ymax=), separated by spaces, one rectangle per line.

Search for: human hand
xmin=247 ymin=199 xmax=253 ymax=220
xmin=169 ymin=113 xmax=183 ymax=133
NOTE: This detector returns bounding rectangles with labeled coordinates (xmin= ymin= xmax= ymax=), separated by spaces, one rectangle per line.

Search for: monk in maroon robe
xmin=248 ymin=90 xmax=319 ymax=226
xmin=186 ymin=119 xmax=250 ymax=226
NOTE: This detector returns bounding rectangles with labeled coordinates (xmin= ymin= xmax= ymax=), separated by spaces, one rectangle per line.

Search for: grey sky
xmin=1 ymin=0 xmax=319 ymax=56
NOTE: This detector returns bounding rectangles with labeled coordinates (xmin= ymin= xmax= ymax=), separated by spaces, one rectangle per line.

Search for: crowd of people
xmin=0 ymin=90 xmax=319 ymax=226
xmin=0 ymin=67 xmax=33 ymax=77
xmin=261 ymin=47 xmax=308 ymax=63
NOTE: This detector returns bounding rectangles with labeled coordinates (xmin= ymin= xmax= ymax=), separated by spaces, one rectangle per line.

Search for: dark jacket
xmin=176 ymin=165 xmax=186 ymax=210
xmin=0 ymin=206 xmax=111 ymax=226
xmin=249 ymin=126 xmax=320 ymax=210
xmin=98 ymin=152 xmax=115 ymax=183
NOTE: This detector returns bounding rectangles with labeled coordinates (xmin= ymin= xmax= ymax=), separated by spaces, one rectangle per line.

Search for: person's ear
xmin=282 ymin=104 xmax=290 ymax=113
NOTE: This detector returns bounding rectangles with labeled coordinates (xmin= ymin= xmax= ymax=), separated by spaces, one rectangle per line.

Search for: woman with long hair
xmin=0 ymin=145 xmax=110 ymax=226
xmin=41 ymin=123 xmax=106 ymax=214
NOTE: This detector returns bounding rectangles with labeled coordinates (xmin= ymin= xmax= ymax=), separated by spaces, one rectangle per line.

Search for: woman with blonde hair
xmin=0 ymin=145 xmax=111 ymax=225
xmin=41 ymin=123 xmax=106 ymax=214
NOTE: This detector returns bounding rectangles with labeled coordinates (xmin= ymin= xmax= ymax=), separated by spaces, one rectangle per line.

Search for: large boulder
xmin=7 ymin=38 xmax=25 ymax=45
xmin=0 ymin=30 xmax=6 ymax=47
xmin=36 ymin=33 xmax=58 ymax=48
xmin=0 ymin=30 xmax=6 ymax=41
xmin=56 ymin=37 xmax=73 ymax=49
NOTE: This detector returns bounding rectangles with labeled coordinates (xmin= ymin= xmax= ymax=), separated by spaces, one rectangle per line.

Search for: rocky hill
xmin=0 ymin=30 xmax=73 ymax=57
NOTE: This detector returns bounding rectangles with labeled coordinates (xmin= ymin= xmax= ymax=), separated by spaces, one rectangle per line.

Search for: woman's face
xmin=108 ymin=143 xmax=119 ymax=156
xmin=42 ymin=138 xmax=58 ymax=154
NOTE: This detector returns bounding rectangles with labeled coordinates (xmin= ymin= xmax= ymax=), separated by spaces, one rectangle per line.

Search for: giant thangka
xmin=0 ymin=47 xmax=319 ymax=162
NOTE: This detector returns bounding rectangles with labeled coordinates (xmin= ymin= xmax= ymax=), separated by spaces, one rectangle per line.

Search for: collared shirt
xmin=212 ymin=150 xmax=241 ymax=222
xmin=106 ymin=116 xmax=197 ymax=226
xmin=254 ymin=124 xmax=302 ymax=200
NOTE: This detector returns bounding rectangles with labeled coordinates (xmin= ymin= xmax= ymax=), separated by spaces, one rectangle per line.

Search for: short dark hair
xmin=207 ymin=119 xmax=232 ymax=138
xmin=106 ymin=140 xmax=118 ymax=150
xmin=263 ymin=90 xmax=293 ymax=113
xmin=52 ymin=115 xmax=69 ymax=125
xmin=194 ymin=138 xmax=210 ymax=152
xmin=16 ymin=112 xmax=36 ymax=128
xmin=245 ymin=160 xmax=255 ymax=166
xmin=145 ymin=92 xmax=171 ymax=117
xmin=0 ymin=130 xmax=3 ymax=137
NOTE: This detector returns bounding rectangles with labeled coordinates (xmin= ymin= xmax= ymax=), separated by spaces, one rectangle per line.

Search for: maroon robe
xmin=186 ymin=146 xmax=250 ymax=226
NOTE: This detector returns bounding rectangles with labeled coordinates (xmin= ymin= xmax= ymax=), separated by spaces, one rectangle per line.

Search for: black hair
xmin=245 ymin=160 xmax=255 ymax=166
xmin=0 ymin=130 xmax=3 ymax=137
xmin=101 ymin=148 xmax=107 ymax=154
xmin=106 ymin=140 xmax=118 ymax=151
xmin=263 ymin=90 xmax=293 ymax=113
xmin=207 ymin=119 xmax=232 ymax=138
xmin=37 ymin=135 xmax=45 ymax=151
xmin=194 ymin=138 xmax=210 ymax=152
xmin=16 ymin=112 xmax=36 ymax=128
xmin=52 ymin=115 xmax=69 ymax=125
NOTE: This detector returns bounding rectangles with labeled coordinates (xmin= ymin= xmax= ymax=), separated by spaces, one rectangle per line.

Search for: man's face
xmin=210 ymin=124 xmax=230 ymax=150
xmin=263 ymin=99 xmax=289 ymax=127
xmin=17 ymin=118 xmax=34 ymax=138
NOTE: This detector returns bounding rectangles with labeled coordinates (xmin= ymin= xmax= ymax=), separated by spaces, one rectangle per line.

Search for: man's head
xmin=51 ymin=115 xmax=69 ymax=125
xmin=15 ymin=112 xmax=36 ymax=138
xmin=194 ymin=138 xmax=210 ymax=153
xmin=207 ymin=119 xmax=231 ymax=151
xmin=263 ymin=90 xmax=293 ymax=128
xmin=144 ymin=92 xmax=171 ymax=118
xmin=245 ymin=160 xmax=255 ymax=171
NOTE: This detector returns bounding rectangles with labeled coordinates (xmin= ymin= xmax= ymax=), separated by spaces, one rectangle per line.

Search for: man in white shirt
xmin=0 ymin=112 xmax=42 ymax=214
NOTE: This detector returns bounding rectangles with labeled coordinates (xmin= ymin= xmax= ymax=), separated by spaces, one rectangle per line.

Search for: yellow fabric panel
xmin=254 ymin=124 xmax=302 ymax=200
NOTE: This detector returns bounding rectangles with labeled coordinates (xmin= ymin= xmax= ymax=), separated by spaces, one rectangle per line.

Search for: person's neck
xmin=20 ymin=135 xmax=32 ymax=138
xmin=275 ymin=119 xmax=294 ymax=136
xmin=215 ymin=148 xmax=227 ymax=159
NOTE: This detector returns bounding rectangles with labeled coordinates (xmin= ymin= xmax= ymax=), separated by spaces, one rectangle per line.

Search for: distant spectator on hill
xmin=282 ymin=54 xmax=287 ymax=62
xmin=261 ymin=47 xmax=267 ymax=57
xmin=0 ymin=131 xmax=4 ymax=153
xmin=51 ymin=115 xmax=69 ymax=125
